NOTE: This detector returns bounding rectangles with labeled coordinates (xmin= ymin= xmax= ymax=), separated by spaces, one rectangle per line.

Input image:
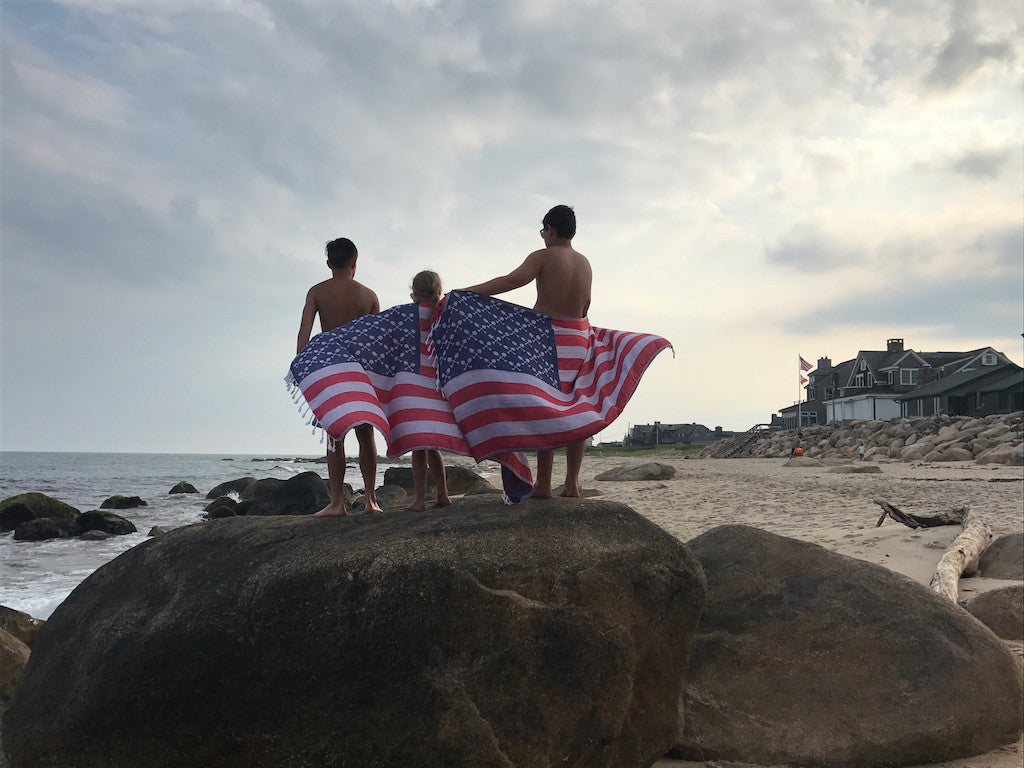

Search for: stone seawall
xmin=699 ymin=411 xmax=1023 ymax=464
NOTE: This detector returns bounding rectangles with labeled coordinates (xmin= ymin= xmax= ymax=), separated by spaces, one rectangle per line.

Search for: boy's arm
xmin=296 ymin=290 xmax=318 ymax=354
xmin=464 ymin=251 xmax=543 ymax=296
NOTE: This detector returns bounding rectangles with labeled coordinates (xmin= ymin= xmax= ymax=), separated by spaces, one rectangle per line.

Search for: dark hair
xmin=411 ymin=270 xmax=443 ymax=305
xmin=542 ymin=205 xmax=576 ymax=239
xmin=325 ymin=238 xmax=357 ymax=268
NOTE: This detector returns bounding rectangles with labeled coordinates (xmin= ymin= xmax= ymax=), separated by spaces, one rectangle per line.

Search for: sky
xmin=1 ymin=0 xmax=1022 ymax=456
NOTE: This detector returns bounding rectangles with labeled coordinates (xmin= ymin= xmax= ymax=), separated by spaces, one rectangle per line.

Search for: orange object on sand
xmin=794 ymin=447 xmax=804 ymax=456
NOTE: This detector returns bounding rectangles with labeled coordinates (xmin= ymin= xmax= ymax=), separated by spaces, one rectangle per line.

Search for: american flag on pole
xmin=287 ymin=291 xmax=671 ymax=502
xmin=799 ymin=355 xmax=813 ymax=372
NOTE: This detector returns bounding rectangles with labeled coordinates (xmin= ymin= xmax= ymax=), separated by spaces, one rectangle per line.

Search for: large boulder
xmin=204 ymin=497 xmax=239 ymax=519
xmin=1 ymin=499 xmax=706 ymax=768
xmin=0 ymin=494 xmax=79 ymax=532
xmin=12 ymin=517 xmax=80 ymax=541
xmin=238 ymin=477 xmax=284 ymax=500
xmin=671 ymin=525 xmax=1023 ymax=766
xmin=594 ymin=462 xmax=676 ymax=481
xmin=0 ymin=608 xmax=43 ymax=649
xmin=77 ymin=510 xmax=137 ymax=536
xmin=237 ymin=472 xmax=329 ymax=516
xmin=962 ymin=585 xmax=1024 ymax=643
xmin=383 ymin=465 xmax=493 ymax=495
xmin=168 ymin=482 xmax=199 ymax=494
xmin=980 ymin=533 xmax=1024 ymax=580
xmin=99 ymin=495 xmax=147 ymax=510
xmin=0 ymin=628 xmax=30 ymax=702
xmin=206 ymin=477 xmax=257 ymax=499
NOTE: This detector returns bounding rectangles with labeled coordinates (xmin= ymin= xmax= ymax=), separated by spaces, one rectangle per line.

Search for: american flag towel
xmin=286 ymin=290 xmax=671 ymax=502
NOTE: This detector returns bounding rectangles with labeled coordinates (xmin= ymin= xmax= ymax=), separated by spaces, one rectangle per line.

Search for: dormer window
xmin=900 ymin=368 xmax=918 ymax=385
xmin=982 ymin=353 xmax=997 ymax=366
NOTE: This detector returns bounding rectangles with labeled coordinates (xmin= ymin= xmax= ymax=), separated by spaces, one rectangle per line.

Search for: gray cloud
xmin=766 ymin=224 xmax=866 ymax=272
xmin=948 ymin=147 xmax=1014 ymax=179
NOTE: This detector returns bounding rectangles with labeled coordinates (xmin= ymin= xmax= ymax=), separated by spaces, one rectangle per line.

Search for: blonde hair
xmin=411 ymin=270 xmax=443 ymax=306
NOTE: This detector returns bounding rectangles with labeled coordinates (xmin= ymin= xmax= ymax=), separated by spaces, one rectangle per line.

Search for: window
xmin=900 ymin=368 xmax=918 ymax=385
xmin=866 ymin=373 xmax=874 ymax=387
xmin=982 ymin=353 xmax=997 ymax=366
xmin=887 ymin=370 xmax=894 ymax=384
xmin=860 ymin=359 xmax=867 ymax=371
xmin=854 ymin=374 xmax=864 ymax=387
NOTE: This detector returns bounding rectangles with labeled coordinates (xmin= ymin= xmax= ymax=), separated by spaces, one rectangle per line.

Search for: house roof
xmin=976 ymin=366 xmax=1024 ymax=393
xmin=901 ymin=362 xmax=1022 ymax=399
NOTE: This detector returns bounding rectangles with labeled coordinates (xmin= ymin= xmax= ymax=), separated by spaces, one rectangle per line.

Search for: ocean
xmin=0 ymin=451 xmax=405 ymax=620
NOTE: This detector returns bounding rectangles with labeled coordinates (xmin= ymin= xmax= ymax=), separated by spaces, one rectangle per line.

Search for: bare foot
xmin=363 ymin=497 xmax=384 ymax=514
xmin=433 ymin=497 xmax=452 ymax=509
xmin=559 ymin=486 xmax=581 ymax=498
xmin=530 ymin=487 xmax=553 ymax=499
xmin=314 ymin=502 xmax=347 ymax=517
xmin=404 ymin=501 xmax=426 ymax=512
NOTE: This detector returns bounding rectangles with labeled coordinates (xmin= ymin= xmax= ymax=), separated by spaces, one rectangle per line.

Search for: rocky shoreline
xmin=699 ymin=411 xmax=1023 ymax=464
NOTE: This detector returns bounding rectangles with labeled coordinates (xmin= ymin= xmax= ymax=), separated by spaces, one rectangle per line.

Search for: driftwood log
xmin=873 ymin=500 xmax=968 ymax=529
xmin=928 ymin=510 xmax=993 ymax=603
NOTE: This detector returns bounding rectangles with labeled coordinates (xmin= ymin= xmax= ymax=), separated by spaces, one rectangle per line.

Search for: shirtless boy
xmin=464 ymin=204 xmax=592 ymax=498
xmin=297 ymin=237 xmax=383 ymax=516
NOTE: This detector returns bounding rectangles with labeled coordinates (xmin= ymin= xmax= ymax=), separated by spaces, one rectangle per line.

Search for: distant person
xmin=405 ymin=270 xmax=452 ymax=513
xmin=858 ymin=444 xmax=866 ymax=461
xmin=464 ymin=204 xmax=592 ymax=498
xmin=296 ymin=237 xmax=383 ymax=516
xmin=792 ymin=431 xmax=803 ymax=457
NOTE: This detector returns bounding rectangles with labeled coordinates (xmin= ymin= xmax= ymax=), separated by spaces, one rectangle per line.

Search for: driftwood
xmin=928 ymin=510 xmax=993 ymax=603
xmin=873 ymin=500 xmax=968 ymax=529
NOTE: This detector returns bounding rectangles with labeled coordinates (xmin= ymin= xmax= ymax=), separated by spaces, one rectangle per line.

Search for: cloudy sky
xmin=2 ymin=0 xmax=1021 ymax=455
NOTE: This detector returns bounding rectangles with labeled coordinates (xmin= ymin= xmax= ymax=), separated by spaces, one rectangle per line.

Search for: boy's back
xmin=307 ymin=276 xmax=379 ymax=333
xmin=531 ymin=245 xmax=592 ymax=319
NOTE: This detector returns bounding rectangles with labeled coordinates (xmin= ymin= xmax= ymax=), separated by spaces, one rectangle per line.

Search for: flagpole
xmin=797 ymin=354 xmax=802 ymax=429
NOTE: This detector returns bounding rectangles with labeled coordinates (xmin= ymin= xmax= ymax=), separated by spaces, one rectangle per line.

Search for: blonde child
xmin=405 ymin=270 xmax=452 ymax=512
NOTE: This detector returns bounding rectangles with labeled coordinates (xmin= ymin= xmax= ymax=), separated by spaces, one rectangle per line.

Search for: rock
xmin=671 ymin=525 xmax=1023 ymax=766
xmin=0 ymin=608 xmax=43 ymax=648
xmin=237 ymin=472 xmax=330 ymax=516
xmin=826 ymin=464 xmax=883 ymax=474
xmin=374 ymin=484 xmax=407 ymax=506
xmin=0 ymin=628 xmax=30 ymax=702
xmin=100 ymin=495 xmax=147 ymax=510
xmin=239 ymin=477 xmax=284 ymax=501
xmin=979 ymin=423 xmax=1011 ymax=440
xmin=204 ymin=497 xmax=239 ymax=519
xmin=79 ymin=529 xmax=113 ymax=541
xmin=783 ymin=457 xmax=823 ymax=467
xmin=2 ymin=499 xmax=706 ymax=768
xmin=383 ymin=465 xmax=492 ymax=495
xmin=1009 ymin=445 xmax=1024 ymax=466
xmin=552 ymin=486 xmax=602 ymax=498
xmin=594 ymin=462 xmax=676 ymax=481
xmin=13 ymin=517 xmax=80 ymax=541
xmin=900 ymin=443 xmax=929 ymax=462
xmin=147 ymin=526 xmax=175 ymax=537
xmin=975 ymin=443 xmax=1019 ymax=464
xmin=169 ymin=482 xmax=199 ymax=494
xmin=979 ymin=533 xmax=1024 ymax=580
xmin=962 ymin=586 xmax=1024 ymax=643
xmin=0 ymin=493 xmax=79 ymax=532
xmin=924 ymin=446 xmax=974 ymax=462
xmin=206 ymin=477 xmax=257 ymax=499
xmin=465 ymin=486 xmax=504 ymax=496
xmin=77 ymin=510 xmax=137 ymax=536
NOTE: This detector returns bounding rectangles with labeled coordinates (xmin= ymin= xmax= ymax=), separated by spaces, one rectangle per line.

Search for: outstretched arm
xmin=464 ymin=252 xmax=542 ymax=296
xmin=296 ymin=290 xmax=317 ymax=354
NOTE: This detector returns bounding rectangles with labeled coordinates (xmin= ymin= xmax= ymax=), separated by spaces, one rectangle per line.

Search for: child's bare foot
xmin=404 ymin=501 xmax=426 ymax=512
xmin=314 ymin=501 xmax=347 ymax=517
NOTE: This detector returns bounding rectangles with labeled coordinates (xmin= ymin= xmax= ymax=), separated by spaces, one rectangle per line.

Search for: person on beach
xmin=463 ymin=204 xmax=592 ymax=498
xmin=296 ymin=237 xmax=383 ymax=516
xmin=405 ymin=271 xmax=453 ymax=512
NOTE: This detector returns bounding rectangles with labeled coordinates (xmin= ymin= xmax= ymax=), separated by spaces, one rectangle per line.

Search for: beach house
xmin=775 ymin=339 xmax=1022 ymax=425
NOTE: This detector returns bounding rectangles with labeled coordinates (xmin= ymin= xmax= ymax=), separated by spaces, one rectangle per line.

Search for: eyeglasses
xmin=539 ymin=226 xmax=547 ymax=236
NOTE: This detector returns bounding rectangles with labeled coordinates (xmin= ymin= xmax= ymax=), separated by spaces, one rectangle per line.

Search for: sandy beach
xmin=476 ymin=453 xmax=1024 ymax=768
